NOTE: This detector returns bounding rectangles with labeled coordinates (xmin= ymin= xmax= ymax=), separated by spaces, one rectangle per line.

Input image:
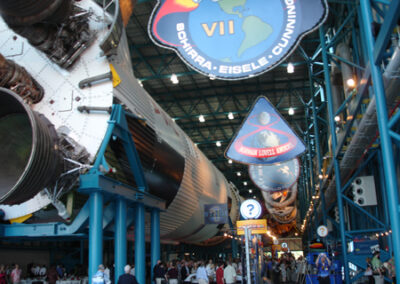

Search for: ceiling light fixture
xmin=288 ymin=107 xmax=295 ymax=115
xmin=334 ymin=116 xmax=341 ymax=122
xmin=249 ymin=189 xmax=253 ymax=193
xmin=237 ymin=172 xmax=241 ymax=176
xmin=216 ymin=141 xmax=221 ymax=147
xmin=170 ymin=73 xmax=179 ymax=84
xmin=287 ymin=62 xmax=294 ymax=73
xmin=243 ymin=181 xmax=247 ymax=186
xmin=346 ymin=78 xmax=356 ymax=88
xmin=228 ymin=159 xmax=233 ymax=164
xmin=138 ymin=80 xmax=143 ymax=87
xmin=199 ymin=115 xmax=205 ymax=123
xmin=228 ymin=112 xmax=234 ymax=120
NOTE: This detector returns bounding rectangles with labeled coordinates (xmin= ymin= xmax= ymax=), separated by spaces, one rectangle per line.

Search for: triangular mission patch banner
xmin=225 ymin=96 xmax=306 ymax=164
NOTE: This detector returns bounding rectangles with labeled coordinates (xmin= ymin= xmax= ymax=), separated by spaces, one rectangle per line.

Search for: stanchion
xmin=244 ymin=226 xmax=251 ymax=284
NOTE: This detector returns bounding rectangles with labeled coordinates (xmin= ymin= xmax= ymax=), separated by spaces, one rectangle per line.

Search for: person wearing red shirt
xmin=216 ymin=263 xmax=224 ymax=284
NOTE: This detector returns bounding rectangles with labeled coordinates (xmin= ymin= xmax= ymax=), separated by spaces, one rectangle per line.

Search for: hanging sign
xmin=240 ymin=199 xmax=262 ymax=219
xmin=317 ymin=225 xmax=328 ymax=238
xmin=249 ymin=158 xmax=300 ymax=191
xmin=225 ymin=96 xmax=306 ymax=164
xmin=204 ymin=204 xmax=229 ymax=224
xmin=237 ymin=219 xmax=267 ymax=235
xmin=149 ymin=0 xmax=328 ymax=80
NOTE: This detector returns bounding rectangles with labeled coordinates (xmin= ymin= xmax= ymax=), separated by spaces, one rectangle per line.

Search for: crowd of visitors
xmin=0 ymin=250 xmax=396 ymax=284
xmin=152 ymin=259 xmax=242 ymax=284
xmin=0 ymin=263 xmax=89 ymax=284
xmin=261 ymin=253 xmax=307 ymax=284
xmin=0 ymin=264 xmax=21 ymax=284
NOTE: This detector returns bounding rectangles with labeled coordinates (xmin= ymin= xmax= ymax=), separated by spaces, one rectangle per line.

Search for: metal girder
xmin=151 ymin=78 xmax=308 ymax=98
xmin=373 ymin=0 xmax=400 ymax=64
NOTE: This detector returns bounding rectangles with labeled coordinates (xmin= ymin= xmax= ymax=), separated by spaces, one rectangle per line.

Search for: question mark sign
xmin=247 ymin=204 xmax=255 ymax=216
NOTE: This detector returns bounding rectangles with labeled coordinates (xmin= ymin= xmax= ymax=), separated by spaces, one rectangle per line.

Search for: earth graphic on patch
xmin=189 ymin=0 xmax=283 ymax=62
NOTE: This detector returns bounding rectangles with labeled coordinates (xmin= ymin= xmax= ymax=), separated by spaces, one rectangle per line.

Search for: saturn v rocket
xmin=0 ymin=0 xmax=241 ymax=243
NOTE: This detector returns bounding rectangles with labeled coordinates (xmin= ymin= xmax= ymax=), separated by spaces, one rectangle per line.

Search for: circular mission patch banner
xmin=149 ymin=0 xmax=328 ymax=80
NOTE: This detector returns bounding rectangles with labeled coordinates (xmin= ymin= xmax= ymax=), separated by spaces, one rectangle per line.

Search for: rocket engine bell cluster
xmin=0 ymin=0 xmax=241 ymax=243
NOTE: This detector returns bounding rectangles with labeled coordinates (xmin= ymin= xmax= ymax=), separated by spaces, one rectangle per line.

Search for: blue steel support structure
xmin=135 ymin=203 xmax=146 ymax=284
xmin=151 ymin=208 xmax=160 ymax=284
xmin=81 ymin=104 xmax=164 ymax=284
xmin=115 ymin=198 xmax=127 ymax=284
xmin=360 ymin=1 xmax=400 ymax=282
xmin=89 ymin=192 xmax=104 ymax=282
xmin=319 ymin=26 xmax=350 ymax=283
xmin=102 ymin=105 xmax=149 ymax=284
xmin=0 ymin=104 xmax=166 ymax=284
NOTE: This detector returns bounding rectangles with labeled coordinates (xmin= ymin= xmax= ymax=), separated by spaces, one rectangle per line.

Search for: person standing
xmin=93 ymin=264 xmax=111 ymax=284
xmin=364 ymin=257 xmax=373 ymax=284
xmin=196 ymin=262 xmax=209 ymax=284
xmin=271 ymin=258 xmax=281 ymax=284
xmin=0 ymin=265 xmax=7 ymax=284
xmin=223 ymin=262 xmax=236 ymax=284
xmin=181 ymin=261 xmax=190 ymax=284
xmin=129 ymin=264 xmax=135 ymax=276
xmin=386 ymin=253 xmax=396 ymax=284
xmin=46 ymin=265 xmax=59 ymax=284
xmin=216 ymin=263 xmax=224 ymax=284
xmin=206 ymin=260 xmax=215 ymax=284
xmin=56 ymin=265 xmax=63 ymax=278
xmin=10 ymin=264 xmax=22 ymax=284
xmin=104 ymin=265 xmax=111 ymax=283
xmin=153 ymin=261 xmax=166 ymax=284
xmin=165 ymin=261 xmax=179 ymax=284
xmin=117 ymin=265 xmax=138 ymax=284
xmin=372 ymin=251 xmax=384 ymax=284
xmin=315 ymin=253 xmax=331 ymax=284
xmin=39 ymin=265 xmax=47 ymax=278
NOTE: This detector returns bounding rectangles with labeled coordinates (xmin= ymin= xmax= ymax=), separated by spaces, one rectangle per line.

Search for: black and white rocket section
xmin=0 ymin=0 xmax=241 ymax=243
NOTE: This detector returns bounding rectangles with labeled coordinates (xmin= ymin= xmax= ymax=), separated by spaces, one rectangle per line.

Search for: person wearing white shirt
xmin=205 ymin=260 xmax=215 ymax=282
xmin=34 ymin=265 xmax=41 ymax=276
xmin=104 ymin=266 xmax=111 ymax=281
xmin=40 ymin=265 xmax=47 ymax=277
xmin=223 ymin=262 xmax=236 ymax=284
xmin=196 ymin=262 xmax=209 ymax=284
xmin=130 ymin=264 xmax=135 ymax=276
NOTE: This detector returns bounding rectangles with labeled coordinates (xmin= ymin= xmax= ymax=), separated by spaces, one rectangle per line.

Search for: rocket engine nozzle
xmin=0 ymin=0 xmax=93 ymax=69
xmin=0 ymin=88 xmax=62 ymax=204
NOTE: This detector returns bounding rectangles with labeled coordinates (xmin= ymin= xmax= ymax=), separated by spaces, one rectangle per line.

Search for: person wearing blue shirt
xmin=93 ymin=264 xmax=111 ymax=284
xmin=196 ymin=262 xmax=209 ymax=284
xmin=315 ymin=253 xmax=331 ymax=284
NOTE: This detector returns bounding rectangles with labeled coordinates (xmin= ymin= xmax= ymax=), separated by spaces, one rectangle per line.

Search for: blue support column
xmin=151 ymin=208 xmax=160 ymax=284
xmin=232 ymin=239 xmax=238 ymax=259
xmin=89 ymin=191 xmax=104 ymax=282
xmin=115 ymin=198 xmax=127 ymax=284
xmin=360 ymin=1 xmax=400 ymax=282
xmin=135 ymin=203 xmax=146 ymax=284
xmin=319 ymin=26 xmax=350 ymax=283
xmin=377 ymin=151 xmax=393 ymax=254
xmin=80 ymin=240 xmax=84 ymax=265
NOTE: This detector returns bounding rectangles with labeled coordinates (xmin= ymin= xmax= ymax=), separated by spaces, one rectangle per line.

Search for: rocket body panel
xmin=111 ymin=30 xmax=228 ymax=242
